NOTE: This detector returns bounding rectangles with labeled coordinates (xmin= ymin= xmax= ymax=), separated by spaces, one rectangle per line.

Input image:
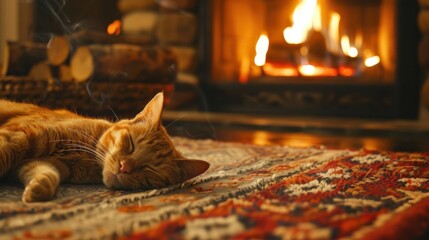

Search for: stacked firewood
xmin=0 ymin=32 xmax=177 ymax=117
xmin=119 ymin=0 xmax=198 ymax=86
xmin=1 ymin=31 xmax=177 ymax=84
xmin=420 ymin=0 xmax=429 ymax=110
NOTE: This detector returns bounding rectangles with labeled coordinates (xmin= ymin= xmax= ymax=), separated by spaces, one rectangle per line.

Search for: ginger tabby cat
xmin=0 ymin=93 xmax=209 ymax=203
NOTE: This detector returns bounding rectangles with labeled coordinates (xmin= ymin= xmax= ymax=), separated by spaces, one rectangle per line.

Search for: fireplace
xmin=0 ymin=0 xmax=421 ymax=120
xmin=197 ymin=0 xmax=420 ymax=119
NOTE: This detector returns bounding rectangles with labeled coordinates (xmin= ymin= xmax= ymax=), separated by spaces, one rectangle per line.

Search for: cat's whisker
xmin=60 ymin=129 xmax=112 ymax=157
xmin=62 ymin=145 xmax=103 ymax=160
xmin=63 ymin=143 xmax=99 ymax=154
xmin=164 ymin=114 xmax=186 ymax=129
xmin=63 ymin=150 xmax=104 ymax=165
xmin=67 ymin=129 xmax=105 ymax=150
xmin=50 ymin=139 xmax=99 ymax=154
xmin=107 ymin=105 xmax=120 ymax=122
xmin=50 ymin=138 xmax=107 ymax=158
xmin=62 ymin=143 xmax=105 ymax=164
xmin=145 ymin=166 xmax=163 ymax=179
xmin=65 ymin=128 xmax=101 ymax=147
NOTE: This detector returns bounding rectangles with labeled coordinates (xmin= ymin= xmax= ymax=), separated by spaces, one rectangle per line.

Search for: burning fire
xmin=254 ymin=34 xmax=269 ymax=67
xmin=341 ymin=36 xmax=359 ymax=58
xmin=365 ymin=56 xmax=381 ymax=67
xmin=252 ymin=0 xmax=381 ymax=78
xmin=299 ymin=65 xmax=337 ymax=77
xmin=107 ymin=20 xmax=121 ymax=36
xmin=283 ymin=0 xmax=318 ymax=44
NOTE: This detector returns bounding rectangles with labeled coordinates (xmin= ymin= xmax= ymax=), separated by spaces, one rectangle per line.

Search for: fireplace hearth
xmin=197 ymin=0 xmax=420 ymax=119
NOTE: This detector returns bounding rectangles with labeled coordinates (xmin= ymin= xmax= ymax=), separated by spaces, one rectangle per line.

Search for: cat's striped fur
xmin=0 ymin=93 xmax=209 ymax=203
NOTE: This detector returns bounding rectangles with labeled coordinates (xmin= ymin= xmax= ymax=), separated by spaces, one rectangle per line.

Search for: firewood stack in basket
xmin=0 ymin=0 xmax=200 ymax=117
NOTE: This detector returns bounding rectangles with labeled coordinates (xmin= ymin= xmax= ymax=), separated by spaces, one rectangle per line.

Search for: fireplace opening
xmin=199 ymin=0 xmax=420 ymax=119
xmin=211 ymin=0 xmax=392 ymax=82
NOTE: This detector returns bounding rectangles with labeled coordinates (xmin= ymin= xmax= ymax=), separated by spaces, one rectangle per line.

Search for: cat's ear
xmin=174 ymin=159 xmax=210 ymax=182
xmin=134 ymin=92 xmax=164 ymax=127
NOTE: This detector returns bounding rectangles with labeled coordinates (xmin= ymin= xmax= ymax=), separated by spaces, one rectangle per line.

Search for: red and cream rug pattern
xmin=1 ymin=138 xmax=429 ymax=239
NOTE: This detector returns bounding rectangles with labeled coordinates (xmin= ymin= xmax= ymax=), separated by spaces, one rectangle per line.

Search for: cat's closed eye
xmin=114 ymin=129 xmax=134 ymax=155
xmin=126 ymin=133 xmax=134 ymax=154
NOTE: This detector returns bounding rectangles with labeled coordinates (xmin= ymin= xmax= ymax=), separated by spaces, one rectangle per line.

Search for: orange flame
xmin=107 ymin=20 xmax=121 ymax=36
xmin=341 ymin=35 xmax=359 ymax=58
xmin=254 ymin=34 xmax=269 ymax=66
xmin=283 ymin=0 xmax=318 ymax=44
xmin=364 ymin=56 xmax=380 ymax=67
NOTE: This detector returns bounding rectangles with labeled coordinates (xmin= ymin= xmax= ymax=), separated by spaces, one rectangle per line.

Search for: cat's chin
xmin=102 ymin=170 xmax=123 ymax=189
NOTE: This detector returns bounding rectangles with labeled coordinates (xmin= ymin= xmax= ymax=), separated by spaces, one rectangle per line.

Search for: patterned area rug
xmin=1 ymin=138 xmax=429 ymax=239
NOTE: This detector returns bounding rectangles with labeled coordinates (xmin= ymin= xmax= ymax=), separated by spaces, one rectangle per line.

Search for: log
xmin=177 ymin=72 xmax=198 ymax=85
xmin=69 ymin=30 xmax=154 ymax=45
xmin=156 ymin=13 xmax=197 ymax=45
xmin=170 ymin=46 xmax=197 ymax=72
xmin=122 ymin=11 xmax=158 ymax=35
xmin=58 ymin=65 xmax=73 ymax=82
xmin=47 ymin=35 xmax=70 ymax=66
xmin=158 ymin=0 xmax=197 ymax=10
xmin=2 ymin=41 xmax=47 ymax=76
xmin=28 ymin=61 xmax=53 ymax=81
xmin=118 ymin=0 xmax=157 ymax=14
xmin=70 ymin=44 xmax=177 ymax=83
xmin=46 ymin=31 xmax=154 ymax=68
xmin=29 ymin=61 xmax=74 ymax=83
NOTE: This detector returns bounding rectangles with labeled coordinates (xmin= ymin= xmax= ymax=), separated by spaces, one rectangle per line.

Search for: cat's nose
xmin=119 ymin=161 xmax=131 ymax=174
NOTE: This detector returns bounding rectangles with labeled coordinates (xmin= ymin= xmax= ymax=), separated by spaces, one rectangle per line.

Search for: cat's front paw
xmin=22 ymin=174 xmax=59 ymax=203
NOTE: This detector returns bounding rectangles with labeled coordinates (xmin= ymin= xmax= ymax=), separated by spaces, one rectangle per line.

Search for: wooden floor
xmin=163 ymin=111 xmax=429 ymax=152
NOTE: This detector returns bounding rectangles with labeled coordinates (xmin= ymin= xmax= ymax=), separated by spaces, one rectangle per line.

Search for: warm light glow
xmin=328 ymin=13 xmax=341 ymax=54
xmin=299 ymin=64 xmax=338 ymax=76
xmin=239 ymin=58 xmax=250 ymax=83
xmin=300 ymin=64 xmax=316 ymax=75
xmin=348 ymin=48 xmax=358 ymax=58
xmin=283 ymin=0 xmax=318 ymax=44
xmin=355 ymin=33 xmax=363 ymax=49
xmin=254 ymin=34 xmax=269 ymax=66
xmin=253 ymin=131 xmax=271 ymax=146
xmin=107 ymin=20 xmax=121 ymax=35
xmin=313 ymin=5 xmax=322 ymax=32
xmin=364 ymin=56 xmax=381 ymax=67
xmin=338 ymin=66 xmax=355 ymax=77
xmin=263 ymin=62 xmax=299 ymax=77
xmin=341 ymin=35 xmax=359 ymax=58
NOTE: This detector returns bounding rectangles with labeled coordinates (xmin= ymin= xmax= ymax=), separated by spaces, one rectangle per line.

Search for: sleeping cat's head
xmin=98 ymin=92 xmax=209 ymax=190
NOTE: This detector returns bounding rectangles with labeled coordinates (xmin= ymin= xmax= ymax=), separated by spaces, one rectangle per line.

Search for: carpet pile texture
xmin=1 ymin=138 xmax=429 ymax=239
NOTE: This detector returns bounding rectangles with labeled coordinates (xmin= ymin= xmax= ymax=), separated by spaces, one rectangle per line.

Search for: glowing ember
xmin=338 ymin=66 xmax=355 ymax=77
xmin=364 ymin=56 xmax=380 ymax=67
xmin=299 ymin=64 xmax=337 ymax=76
xmin=283 ymin=0 xmax=318 ymax=44
xmin=254 ymin=34 xmax=269 ymax=66
xmin=107 ymin=20 xmax=121 ymax=36
xmin=263 ymin=62 xmax=299 ymax=77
